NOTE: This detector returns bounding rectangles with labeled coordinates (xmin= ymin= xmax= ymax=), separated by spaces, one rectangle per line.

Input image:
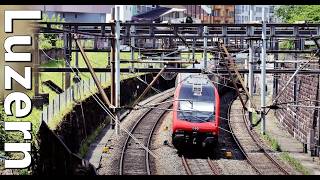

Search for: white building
xmin=32 ymin=5 xmax=113 ymax=23
xmin=235 ymin=5 xmax=279 ymax=23
xmin=107 ymin=5 xmax=157 ymax=22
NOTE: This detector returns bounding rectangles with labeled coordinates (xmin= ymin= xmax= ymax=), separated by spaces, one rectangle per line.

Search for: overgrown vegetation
xmin=261 ymin=133 xmax=282 ymax=151
xmin=276 ymin=5 xmax=320 ymax=23
xmin=279 ymin=39 xmax=294 ymax=50
xmin=252 ymin=109 xmax=311 ymax=174
xmin=280 ymin=152 xmax=311 ymax=175
xmin=252 ymin=111 xmax=281 ymax=152
xmin=39 ymin=13 xmax=65 ymax=50
xmin=0 ymin=107 xmax=5 ymax=152
xmin=0 ymin=105 xmax=37 ymax=175
xmin=276 ymin=6 xmax=320 ymax=50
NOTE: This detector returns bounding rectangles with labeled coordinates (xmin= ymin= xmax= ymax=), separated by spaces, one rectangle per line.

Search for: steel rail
xmin=181 ymin=155 xmax=193 ymax=175
xmin=119 ymin=96 xmax=172 ymax=175
xmin=241 ymin=104 xmax=290 ymax=175
xmin=145 ymin=105 xmax=172 ymax=175
xmin=227 ymin=98 xmax=262 ymax=175
xmin=207 ymin=157 xmax=220 ymax=175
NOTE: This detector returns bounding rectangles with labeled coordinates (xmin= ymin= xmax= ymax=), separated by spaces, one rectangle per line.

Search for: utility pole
xmin=248 ymin=5 xmax=255 ymax=125
xmin=260 ymin=7 xmax=267 ymax=135
xmin=34 ymin=33 xmax=40 ymax=97
xmin=192 ymin=38 xmax=195 ymax=68
xmin=115 ymin=6 xmax=121 ymax=135
xmin=130 ymin=25 xmax=135 ymax=70
xmin=203 ymin=26 xmax=208 ymax=70
xmin=110 ymin=8 xmax=116 ymax=129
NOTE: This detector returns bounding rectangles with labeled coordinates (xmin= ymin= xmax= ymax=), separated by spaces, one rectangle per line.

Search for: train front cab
xmin=172 ymin=75 xmax=220 ymax=150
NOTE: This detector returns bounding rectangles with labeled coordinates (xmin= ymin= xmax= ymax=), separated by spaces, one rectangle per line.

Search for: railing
xmin=40 ymin=72 xmax=109 ymax=125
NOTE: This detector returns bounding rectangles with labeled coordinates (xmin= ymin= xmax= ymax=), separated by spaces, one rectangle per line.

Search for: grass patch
xmin=261 ymin=133 xmax=282 ymax=151
xmin=252 ymin=111 xmax=281 ymax=152
xmin=280 ymin=152 xmax=311 ymax=175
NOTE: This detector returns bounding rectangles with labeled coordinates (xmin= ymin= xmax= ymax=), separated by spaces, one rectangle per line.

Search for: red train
xmin=172 ymin=73 xmax=220 ymax=149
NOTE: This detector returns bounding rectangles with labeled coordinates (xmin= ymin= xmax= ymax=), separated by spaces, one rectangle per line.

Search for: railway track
xmin=228 ymin=97 xmax=290 ymax=175
xmin=181 ymin=155 xmax=221 ymax=175
xmin=119 ymin=96 xmax=172 ymax=175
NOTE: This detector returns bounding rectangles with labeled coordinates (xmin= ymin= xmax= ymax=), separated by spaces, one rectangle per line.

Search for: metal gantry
xmin=34 ymin=20 xmax=320 ymax=137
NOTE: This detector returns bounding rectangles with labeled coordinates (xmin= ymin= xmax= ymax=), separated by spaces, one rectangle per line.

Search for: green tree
xmin=0 ymin=107 xmax=6 ymax=151
xmin=39 ymin=13 xmax=65 ymax=49
xmin=276 ymin=6 xmax=320 ymax=49
xmin=276 ymin=5 xmax=320 ymax=23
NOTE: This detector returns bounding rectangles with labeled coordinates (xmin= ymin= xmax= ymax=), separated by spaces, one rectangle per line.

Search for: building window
xmin=229 ymin=11 xmax=234 ymax=17
xmin=256 ymin=7 xmax=262 ymax=12
xmin=212 ymin=10 xmax=220 ymax=17
xmin=242 ymin=6 xmax=244 ymax=13
xmin=256 ymin=17 xmax=262 ymax=21
xmin=175 ymin=12 xmax=179 ymax=18
xmin=75 ymin=13 xmax=77 ymax=18
xmin=270 ymin=6 xmax=274 ymax=14
xmin=62 ymin=13 xmax=65 ymax=18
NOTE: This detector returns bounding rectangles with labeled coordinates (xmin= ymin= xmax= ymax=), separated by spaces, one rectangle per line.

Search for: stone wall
xmin=274 ymin=57 xmax=320 ymax=155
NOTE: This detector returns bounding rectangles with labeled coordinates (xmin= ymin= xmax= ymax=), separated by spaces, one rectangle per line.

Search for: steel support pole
xmin=130 ymin=25 xmax=135 ymax=70
xmin=248 ymin=5 xmax=255 ymax=125
xmin=192 ymin=38 xmax=196 ymax=68
xmin=64 ymin=25 xmax=71 ymax=90
xmin=115 ymin=7 xmax=121 ymax=135
xmin=245 ymin=27 xmax=249 ymax=89
xmin=75 ymin=26 xmax=79 ymax=78
xmin=34 ymin=33 xmax=40 ymax=97
xmin=260 ymin=8 xmax=267 ymax=135
xmin=75 ymin=37 xmax=112 ymax=108
xmin=110 ymin=8 xmax=116 ymax=129
xmin=132 ymin=67 xmax=166 ymax=107
xmin=203 ymin=26 xmax=208 ymax=70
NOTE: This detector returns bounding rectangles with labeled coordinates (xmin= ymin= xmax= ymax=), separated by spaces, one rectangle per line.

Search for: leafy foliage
xmin=276 ymin=5 xmax=320 ymax=23
xmin=279 ymin=39 xmax=294 ymax=50
xmin=275 ymin=6 xmax=320 ymax=50
xmin=0 ymin=107 xmax=6 ymax=151
xmin=39 ymin=13 xmax=65 ymax=50
xmin=281 ymin=152 xmax=311 ymax=175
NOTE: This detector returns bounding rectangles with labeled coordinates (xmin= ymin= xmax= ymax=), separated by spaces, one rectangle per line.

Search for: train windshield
xmin=178 ymin=84 xmax=215 ymax=123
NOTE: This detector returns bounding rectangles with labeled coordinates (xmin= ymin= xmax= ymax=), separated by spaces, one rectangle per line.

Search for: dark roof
xmin=131 ymin=7 xmax=172 ymax=22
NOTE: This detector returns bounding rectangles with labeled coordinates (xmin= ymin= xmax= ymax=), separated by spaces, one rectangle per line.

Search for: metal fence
xmin=40 ymin=72 xmax=109 ymax=125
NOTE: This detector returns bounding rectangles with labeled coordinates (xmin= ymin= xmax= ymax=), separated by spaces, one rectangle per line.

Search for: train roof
xmin=179 ymin=73 xmax=212 ymax=87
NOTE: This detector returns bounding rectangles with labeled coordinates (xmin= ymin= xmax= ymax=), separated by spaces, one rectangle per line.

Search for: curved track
xmin=228 ymin=96 xmax=290 ymax=175
xmin=119 ymin=96 xmax=172 ymax=175
xmin=241 ymin=106 xmax=290 ymax=175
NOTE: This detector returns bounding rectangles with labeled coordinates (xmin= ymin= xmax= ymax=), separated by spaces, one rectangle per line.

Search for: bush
xmin=39 ymin=39 xmax=53 ymax=50
xmin=39 ymin=13 xmax=65 ymax=50
xmin=279 ymin=40 xmax=294 ymax=50
xmin=56 ymin=39 xmax=64 ymax=49
xmin=0 ymin=107 xmax=6 ymax=152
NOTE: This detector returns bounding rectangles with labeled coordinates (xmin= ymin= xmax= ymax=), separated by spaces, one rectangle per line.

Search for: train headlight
xmin=175 ymin=129 xmax=184 ymax=134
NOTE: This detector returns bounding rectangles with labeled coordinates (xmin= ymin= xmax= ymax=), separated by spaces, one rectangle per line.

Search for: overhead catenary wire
xmin=65 ymin=59 xmax=160 ymax=159
xmin=41 ymin=46 xmax=160 ymax=159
